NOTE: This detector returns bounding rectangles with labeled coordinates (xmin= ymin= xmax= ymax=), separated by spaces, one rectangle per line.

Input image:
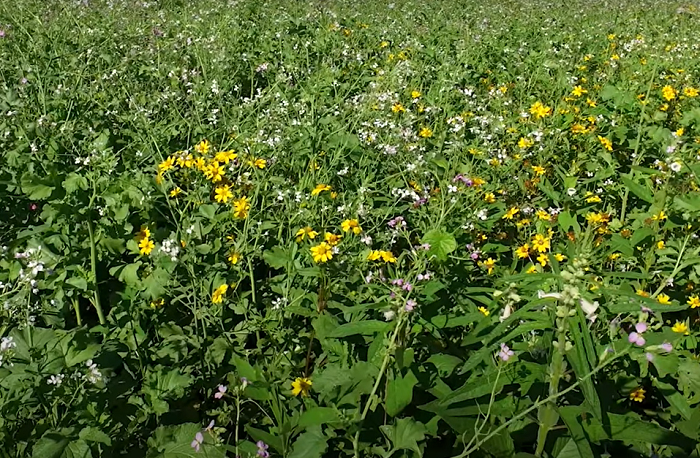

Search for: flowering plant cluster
xmin=1 ymin=0 xmax=700 ymax=457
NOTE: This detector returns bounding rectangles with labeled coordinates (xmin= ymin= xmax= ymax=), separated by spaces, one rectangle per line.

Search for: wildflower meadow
xmin=2 ymin=0 xmax=700 ymax=456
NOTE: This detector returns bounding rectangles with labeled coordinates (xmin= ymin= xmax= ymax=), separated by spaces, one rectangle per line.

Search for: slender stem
xmin=87 ymin=217 xmax=106 ymax=325
xmin=72 ymin=297 xmax=82 ymax=326
xmin=353 ymin=315 xmax=405 ymax=458
xmin=451 ymin=348 xmax=628 ymax=458
xmin=652 ymin=234 xmax=689 ymax=298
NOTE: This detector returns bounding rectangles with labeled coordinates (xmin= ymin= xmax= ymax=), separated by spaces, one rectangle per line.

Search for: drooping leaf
xmin=385 ymin=370 xmax=418 ymax=417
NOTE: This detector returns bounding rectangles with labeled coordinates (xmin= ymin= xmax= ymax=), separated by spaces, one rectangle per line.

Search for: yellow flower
xmin=204 ymin=162 xmax=225 ymax=183
xmin=367 ymin=250 xmax=382 ymax=261
xmin=324 ymin=233 xmax=342 ymax=246
xmin=502 ymin=207 xmax=519 ymax=220
xmin=341 ymin=219 xmax=362 ymax=234
xmin=571 ymin=124 xmax=588 ymax=134
xmin=597 ymin=136 xmax=613 ymax=151
xmin=311 ymin=184 xmax=332 ymax=196
xmin=411 ymin=90 xmax=421 ymax=99
xmin=139 ymin=237 xmax=155 ymax=256
xmin=636 ymin=289 xmax=650 ymax=298
xmin=531 ymin=165 xmax=546 ymax=176
xmin=419 ymin=127 xmax=433 ymax=138
xmin=531 ymin=234 xmax=551 ymax=253
xmin=483 ymin=192 xmax=496 ymax=203
xmin=472 ymin=178 xmax=486 ymax=187
xmin=657 ymin=240 xmax=665 ymax=250
xmin=295 ymin=227 xmax=318 ymax=242
xmin=652 ymin=210 xmax=667 ymax=221
xmin=195 ymin=139 xmax=211 ymax=155
xmin=687 ymin=295 xmax=700 ymax=309
xmin=392 ymin=103 xmax=405 ymax=113
xmin=310 ymin=242 xmax=333 ymax=263
xmin=212 ymin=284 xmax=228 ymax=304
xmin=138 ymin=226 xmax=151 ymax=241
xmin=480 ymin=258 xmax=496 ymax=275
xmin=517 ymin=137 xmax=534 ymax=148
xmin=536 ymin=209 xmax=550 ymax=221
xmin=150 ymin=298 xmax=165 ymax=309
xmin=630 ymin=387 xmax=645 ymax=402
xmin=380 ymin=251 xmax=396 ymax=263
xmin=586 ymin=98 xmax=597 ymax=107
xmin=554 ymin=253 xmax=566 ymax=262
xmin=158 ymin=156 xmax=176 ymax=173
xmin=228 ymin=252 xmax=241 ymax=265
xmin=537 ymin=253 xmax=548 ymax=267
xmin=291 ymin=377 xmax=312 ymax=397
xmin=176 ymin=153 xmax=194 ymax=168
xmin=526 ymin=264 xmax=538 ymax=274
xmin=170 ymin=187 xmax=182 ymax=198
xmin=662 ymin=85 xmax=677 ymax=101
xmin=657 ymin=293 xmax=671 ymax=305
xmin=233 ymin=196 xmax=250 ymax=219
xmin=214 ymin=185 xmax=233 ymax=203
xmin=684 ymin=87 xmax=699 ymax=97
xmin=608 ymin=253 xmax=622 ymax=261
xmin=515 ymin=244 xmax=530 ymax=259
xmin=215 ymin=150 xmax=237 ymax=164
xmin=529 ymin=101 xmax=552 ymax=119
xmin=571 ymin=86 xmax=587 ymax=97
xmin=194 ymin=157 xmax=207 ymax=171
xmin=253 ymin=158 xmax=267 ymax=169
xmin=672 ymin=321 xmax=689 ymax=335
xmin=478 ymin=306 xmax=490 ymax=316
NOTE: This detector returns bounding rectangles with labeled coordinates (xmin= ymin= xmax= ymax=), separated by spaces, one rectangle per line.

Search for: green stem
xmin=72 ymin=297 xmax=82 ymax=326
xmin=87 ymin=217 xmax=106 ymax=325
xmin=353 ymin=315 xmax=405 ymax=458
xmin=452 ymin=348 xmax=628 ymax=458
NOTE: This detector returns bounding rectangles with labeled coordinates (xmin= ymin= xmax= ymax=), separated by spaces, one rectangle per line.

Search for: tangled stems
xmin=352 ymin=312 xmax=407 ymax=458
xmin=451 ymin=347 xmax=630 ymax=458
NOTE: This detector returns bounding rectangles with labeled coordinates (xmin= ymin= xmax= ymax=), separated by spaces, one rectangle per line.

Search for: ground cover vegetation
xmin=1 ymin=0 xmax=700 ymax=456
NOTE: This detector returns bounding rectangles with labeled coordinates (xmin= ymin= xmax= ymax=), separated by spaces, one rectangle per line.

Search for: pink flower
xmin=498 ymin=343 xmax=514 ymax=361
xmin=214 ymin=385 xmax=227 ymax=399
xmin=191 ymin=432 xmax=204 ymax=452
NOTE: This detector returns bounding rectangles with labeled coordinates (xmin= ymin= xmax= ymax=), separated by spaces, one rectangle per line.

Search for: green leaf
xmin=63 ymin=440 xmax=92 ymax=458
xmin=231 ymin=355 xmax=259 ymax=382
xmin=148 ymin=423 xmax=225 ymax=458
xmin=328 ymin=320 xmax=389 ymax=337
xmin=557 ymin=210 xmax=580 ymax=233
xmin=263 ymin=246 xmax=290 ymax=269
xmin=63 ymin=173 xmax=88 ymax=194
xmin=422 ymin=229 xmax=457 ymax=261
xmin=245 ymin=426 xmax=284 ymax=455
xmin=109 ymin=262 xmax=142 ymax=285
xmin=66 ymin=276 xmax=88 ymax=291
xmin=32 ymin=432 xmax=70 ymax=458
xmin=380 ymin=418 xmax=425 ymax=454
xmin=427 ymin=353 xmax=463 ymax=377
xmin=621 ymin=175 xmax=653 ymax=203
xmin=288 ymin=426 xmax=328 ymax=458
xmin=653 ymin=378 xmax=693 ymax=421
xmin=79 ymin=427 xmax=112 ymax=446
xmin=199 ymin=204 xmax=217 ymax=219
xmin=557 ymin=407 xmax=596 ymax=458
xmin=298 ymin=407 xmax=340 ymax=428
xmin=386 ymin=370 xmax=418 ymax=416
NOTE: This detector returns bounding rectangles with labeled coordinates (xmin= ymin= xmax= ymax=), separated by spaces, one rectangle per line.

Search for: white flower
xmin=383 ymin=310 xmax=395 ymax=321
xmin=499 ymin=304 xmax=513 ymax=322
xmin=579 ymin=299 xmax=599 ymax=322
xmin=670 ymin=162 xmax=681 ymax=172
xmin=538 ymin=290 xmax=563 ymax=300
xmin=567 ymin=188 xmax=577 ymax=196
xmin=48 ymin=374 xmax=65 ymax=386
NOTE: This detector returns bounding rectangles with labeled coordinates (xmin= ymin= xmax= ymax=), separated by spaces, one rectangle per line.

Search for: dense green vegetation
xmin=2 ymin=0 xmax=700 ymax=456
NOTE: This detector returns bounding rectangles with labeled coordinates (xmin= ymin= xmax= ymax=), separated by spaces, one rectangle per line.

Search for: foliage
xmin=1 ymin=0 xmax=700 ymax=456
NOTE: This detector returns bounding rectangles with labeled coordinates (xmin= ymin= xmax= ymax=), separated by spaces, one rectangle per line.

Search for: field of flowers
xmin=2 ymin=0 xmax=700 ymax=456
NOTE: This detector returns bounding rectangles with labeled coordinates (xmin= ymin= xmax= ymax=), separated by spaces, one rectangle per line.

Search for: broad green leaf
xmin=32 ymin=432 xmax=70 ymax=458
xmin=263 ymin=246 xmax=291 ymax=269
xmin=231 ymin=355 xmax=259 ymax=382
xmin=63 ymin=173 xmax=88 ymax=194
xmin=328 ymin=320 xmax=389 ymax=337
xmin=621 ymin=176 xmax=653 ymax=203
xmin=380 ymin=418 xmax=426 ymax=454
xmin=245 ymin=426 xmax=284 ymax=455
xmin=199 ymin=204 xmax=217 ymax=219
xmin=63 ymin=440 xmax=91 ymax=458
xmin=653 ymin=378 xmax=693 ymax=420
xmin=288 ymin=426 xmax=328 ymax=458
xmin=385 ymin=370 xmax=418 ymax=416
xmin=422 ymin=229 xmax=457 ymax=261
xmin=427 ymin=353 xmax=463 ymax=377
xmin=79 ymin=427 xmax=112 ymax=446
xmin=557 ymin=407 xmax=597 ymax=458
xmin=298 ymin=407 xmax=340 ymax=428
